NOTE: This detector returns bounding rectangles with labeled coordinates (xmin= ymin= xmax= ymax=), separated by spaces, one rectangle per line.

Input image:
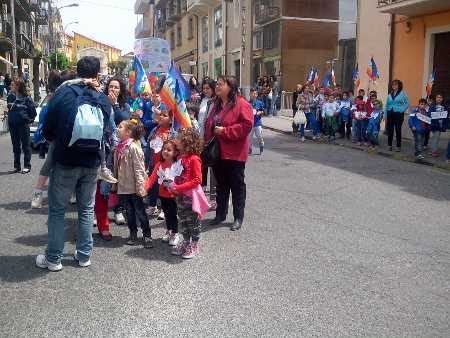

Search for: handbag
xmin=293 ymin=109 xmax=307 ymax=125
xmin=268 ymin=90 xmax=273 ymax=100
xmin=200 ymin=104 xmax=231 ymax=167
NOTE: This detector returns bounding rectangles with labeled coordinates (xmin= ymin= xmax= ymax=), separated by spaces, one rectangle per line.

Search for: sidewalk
xmin=261 ymin=114 xmax=450 ymax=171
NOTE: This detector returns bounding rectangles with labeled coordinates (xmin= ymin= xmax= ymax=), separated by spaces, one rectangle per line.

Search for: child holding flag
xmin=408 ymin=99 xmax=431 ymax=159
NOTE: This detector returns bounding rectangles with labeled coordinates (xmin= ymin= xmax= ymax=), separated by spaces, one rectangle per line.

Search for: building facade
xmin=72 ymin=32 xmax=122 ymax=66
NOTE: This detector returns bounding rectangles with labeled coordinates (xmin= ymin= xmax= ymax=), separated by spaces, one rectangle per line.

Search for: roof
xmin=72 ymin=32 xmax=122 ymax=52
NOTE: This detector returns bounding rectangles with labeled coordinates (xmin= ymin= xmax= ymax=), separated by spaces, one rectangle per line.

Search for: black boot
xmin=210 ymin=215 xmax=226 ymax=225
xmin=230 ymin=219 xmax=242 ymax=231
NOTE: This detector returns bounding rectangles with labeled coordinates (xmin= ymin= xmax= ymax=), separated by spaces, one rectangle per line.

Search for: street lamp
xmin=63 ymin=22 xmax=78 ymax=66
xmin=54 ymin=3 xmax=79 ymax=69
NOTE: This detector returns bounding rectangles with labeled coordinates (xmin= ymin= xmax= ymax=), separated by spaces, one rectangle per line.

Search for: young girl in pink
xmin=143 ymin=140 xmax=180 ymax=247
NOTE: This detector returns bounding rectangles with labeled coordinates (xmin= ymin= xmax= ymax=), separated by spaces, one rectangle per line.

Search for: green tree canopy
xmin=49 ymin=51 xmax=69 ymax=70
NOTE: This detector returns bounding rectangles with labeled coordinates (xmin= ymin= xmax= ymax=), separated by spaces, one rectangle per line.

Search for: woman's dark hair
xmin=13 ymin=77 xmax=28 ymax=96
xmin=217 ymin=75 xmax=239 ymax=108
xmin=262 ymin=75 xmax=269 ymax=84
xmin=270 ymin=75 xmax=277 ymax=82
xmin=391 ymin=79 xmax=403 ymax=92
xmin=104 ymin=77 xmax=127 ymax=110
xmin=200 ymin=78 xmax=216 ymax=100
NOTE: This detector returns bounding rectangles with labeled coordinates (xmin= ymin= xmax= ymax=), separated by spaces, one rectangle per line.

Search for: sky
xmin=55 ymin=0 xmax=138 ymax=55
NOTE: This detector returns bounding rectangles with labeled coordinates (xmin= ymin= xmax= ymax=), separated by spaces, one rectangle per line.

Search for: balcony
xmin=163 ymin=8 xmax=174 ymax=27
xmin=18 ymin=33 xmax=34 ymax=57
xmin=30 ymin=0 xmax=42 ymax=12
xmin=35 ymin=9 xmax=49 ymax=25
xmin=135 ymin=17 xmax=152 ymax=39
xmin=0 ymin=22 xmax=34 ymax=58
xmin=377 ymin=0 xmax=450 ymax=16
xmin=186 ymin=0 xmax=220 ymax=15
xmin=32 ymin=38 xmax=43 ymax=51
xmin=41 ymin=25 xmax=52 ymax=40
xmin=167 ymin=2 xmax=182 ymax=21
xmin=0 ymin=0 xmax=32 ymax=21
xmin=134 ymin=0 xmax=150 ymax=14
xmin=255 ymin=7 xmax=280 ymax=25
xmin=154 ymin=0 xmax=169 ymax=9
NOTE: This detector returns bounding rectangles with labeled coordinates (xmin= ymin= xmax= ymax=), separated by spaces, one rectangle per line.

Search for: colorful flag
xmin=128 ymin=58 xmax=136 ymax=85
xmin=352 ymin=63 xmax=360 ymax=88
xmin=425 ymin=69 xmax=435 ymax=96
xmin=313 ymin=68 xmax=319 ymax=86
xmin=160 ymin=62 xmax=192 ymax=129
xmin=149 ymin=72 xmax=160 ymax=91
xmin=366 ymin=56 xmax=379 ymax=84
xmin=331 ymin=66 xmax=336 ymax=86
xmin=323 ymin=73 xmax=330 ymax=88
xmin=133 ymin=57 xmax=150 ymax=93
xmin=306 ymin=67 xmax=314 ymax=85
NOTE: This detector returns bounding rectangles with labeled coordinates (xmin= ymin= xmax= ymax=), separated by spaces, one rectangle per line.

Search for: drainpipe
xmin=388 ymin=13 xmax=395 ymax=90
xmin=224 ymin=1 xmax=228 ymax=75
xmin=10 ymin=0 xmax=18 ymax=78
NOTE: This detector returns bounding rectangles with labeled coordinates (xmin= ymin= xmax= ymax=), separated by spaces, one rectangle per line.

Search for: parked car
xmin=30 ymin=94 xmax=50 ymax=147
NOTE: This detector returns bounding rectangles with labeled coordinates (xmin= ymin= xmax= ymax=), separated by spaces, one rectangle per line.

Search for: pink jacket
xmin=204 ymin=96 xmax=254 ymax=162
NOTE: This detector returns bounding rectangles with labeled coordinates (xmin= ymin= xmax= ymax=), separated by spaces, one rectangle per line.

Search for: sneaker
xmin=387 ymin=146 xmax=393 ymax=151
xmin=126 ymin=233 xmax=137 ymax=245
xmin=146 ymin=206 xmax=159 ymax=215
xmin=364 ymin=142 xmax=370 ymax=147
xmin=31 ymin=191 xmax=43 ymax=209
xmin=182 ymin=241 xmax=199 ymax=259
xmin=172 ymin=240 xmax=191 ymax=256
xmin=36 ymin=255 xmax=62 ymax=271
xmin=356 ymin=142 xmax=361 ymax=146
xmin=144 ymin=236 xmax=154 ymax=248
xmin=114 ymin=212 xmax=125 ymax=225
xmin=301 ymin=136 xmax=305 ymax=142
xmin=312 ymin=135 xmax=319 ymax=140
xmin=73 ymin=250 xmax=91 ymax=267
xmin=259 ymin=146 xmax=264 ymax=155
xmin=162 ymin=230 xmax=172 ymax=242
xmin=157 ymin=210 xmax=165 ymax=220
xmin=351 ymin=139 xmax=356 ymax=143
xmin=100 ymin=168 xmax=117 ymax=183
xmin=395 ymin=147 xmax=401 ymax=152
xmin=69 ymin=193 xmax=76 ymax=205
xmin=429 ymin=150 xmax=433 ymax=155
xmin=93 ymin=215 xmax=97 ymax=227
xmin=415 ymin=154 xmax=425 ymax=159
xmin=330 ymin=136 xmax=335 ymax=140
xmin=431 ymin=150 xmax=439 ymax=157
xmin=423 ymin=145 xmax=427 ymax=150
xmin=248 ymin=148 xmax=252 ymax=155
xmin=168 ymin=232 xmax=180 ymax=246
xmin=446 ymin=159 xmax=450 ymax=163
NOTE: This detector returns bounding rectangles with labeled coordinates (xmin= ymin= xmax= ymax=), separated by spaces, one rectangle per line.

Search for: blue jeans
xmin=413 ymin=131 xmax=425 ymax=155
xmin=46 ymin=164 xmax=100 ymax=264
xmin=270 ymin=94 xmax=278 ymax=116
xmin=9 ymin=123 xmax=31 ymax=169
xmin=355 ymin=120 xmax=368 ymax=142
xmin=299 ymin=112 xmax=318 ymax=137
xmin=147 ymin=165 xmax=159 ymax=207
xmin=261 ymin=95 xmax=269 ymax=115
xmin=122 ymin=193 xmax=151 ymax=237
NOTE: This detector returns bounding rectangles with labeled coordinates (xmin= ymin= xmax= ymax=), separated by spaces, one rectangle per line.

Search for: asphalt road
xmin=0 ymin=129 xmax=449 ymax=337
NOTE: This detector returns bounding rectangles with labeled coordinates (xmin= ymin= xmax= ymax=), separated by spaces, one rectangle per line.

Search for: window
xmin=255 ymin=35 xmax=262 ymax=49
xmin=201 ymin=15 xmax=208 ymax=53
xmin=170 ymin=31 xmax=175 ymax=49
xmin=177 ymin=25 xmax=182 ymax=46
xmin=202 ymin=62 xmax=209 ymax=79
xmin=188 ymin=16 xmax=194 ymax=39
xmin=264 ymin=30 xmax=273 ymax=49
xmin=214 ymin=6 xmax=222 ymax=48
xmin=76 ymin=44 xmax=80 ymax=50
xmin=214 ymin=57 xmax=222 ymax=78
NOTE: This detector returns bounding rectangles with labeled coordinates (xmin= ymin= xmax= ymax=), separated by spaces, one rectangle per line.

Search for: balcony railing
xmin=35 ymin=9 xmax=49 ymax=25
xmin=255 ymin=7 xmax=280 ymax=25
xmin=30 ymin=0 xmax=43 ymax=12
xmin=377 ymin=0 xmax=450 ymax=16
xmin=135 ymin=17 xmax=152 ymax=39
xmin=134 ymin=0 xmax=150 ymax=14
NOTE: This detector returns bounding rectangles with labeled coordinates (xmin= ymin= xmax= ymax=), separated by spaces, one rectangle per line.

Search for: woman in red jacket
xmin=204 ymin=75 xmax=253 ymax=231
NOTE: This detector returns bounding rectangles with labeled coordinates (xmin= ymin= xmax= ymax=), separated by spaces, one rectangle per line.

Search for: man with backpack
xmin=36 ymin=56 xmax=111 ymax=271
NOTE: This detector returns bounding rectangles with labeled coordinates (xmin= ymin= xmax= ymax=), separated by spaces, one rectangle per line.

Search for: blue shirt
xmin=249 ymin=99 xmax=264 ymax=127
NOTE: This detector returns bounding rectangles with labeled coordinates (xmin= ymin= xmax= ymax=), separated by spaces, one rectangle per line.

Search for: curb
xmin=262 ymin=125 xmax=450 ymax=171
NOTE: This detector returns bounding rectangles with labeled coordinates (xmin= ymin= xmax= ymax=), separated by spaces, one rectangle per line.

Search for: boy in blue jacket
xmin=408 ymin=98 xmax=431 ymax=159
xmin=248 ymin=88 xmax=265 ymax=155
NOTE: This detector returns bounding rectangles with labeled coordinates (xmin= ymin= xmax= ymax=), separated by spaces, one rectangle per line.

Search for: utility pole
xmin=10 ymin=0 xmax=18 ymax=78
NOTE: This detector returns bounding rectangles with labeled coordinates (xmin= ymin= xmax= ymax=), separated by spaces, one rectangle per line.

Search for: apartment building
xmin=72 ymin=32 xmax=122 ymax=66
xmin=377 ymin=0 xmax=450 ymax=102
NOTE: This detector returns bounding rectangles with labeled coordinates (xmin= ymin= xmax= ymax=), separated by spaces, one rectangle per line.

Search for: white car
xmin=30 ymin=94 xmax=50 ymax=146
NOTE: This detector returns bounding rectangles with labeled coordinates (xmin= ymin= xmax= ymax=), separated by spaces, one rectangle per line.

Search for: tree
xmin=69 ymin=53 xmax=78 ymax=71
xmin=116 ymin=60 xmax=127 ymax=77
xmin=49 ymin=51 xmax=69 ymax=70
xmin=107 ymin=61 xmax=117 ymax=74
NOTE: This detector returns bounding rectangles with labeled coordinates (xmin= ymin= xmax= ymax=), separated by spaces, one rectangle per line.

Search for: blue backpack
xmin=64 ymin=85 xmax=105 ymax=152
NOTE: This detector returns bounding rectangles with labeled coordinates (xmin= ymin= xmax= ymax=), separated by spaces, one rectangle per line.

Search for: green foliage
xmin=108 ymin=60 xmax=128 ymax=76
xmin=49 ymin=51 xmax=69 ymax=70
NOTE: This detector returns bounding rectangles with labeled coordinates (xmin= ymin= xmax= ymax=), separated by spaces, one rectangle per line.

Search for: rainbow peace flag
xmin=160 ymin=62 xmax=192 ymax=129
xmin=331 ymin=66 xmax=336 ymax=86
xmin=313 ymin=68 xmax=319 ymax=86
xmin=425 ymin=69 xmax=435 ymax=96
xmin=133 ymin=57 xmax=150 ymax=93
xmin=352 ymin=63 xmax=360 ymax=88
xmin=366 ymin=56 xmax=379 ymax=84
xmin=149 ymin=72 xmax=160 ymax=91
xmin=128 ymin=58 xmax=136 ymax=85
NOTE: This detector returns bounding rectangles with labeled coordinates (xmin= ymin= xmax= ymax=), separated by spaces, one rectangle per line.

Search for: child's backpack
xmin=63 ymin=85 xmax=104 ymax=152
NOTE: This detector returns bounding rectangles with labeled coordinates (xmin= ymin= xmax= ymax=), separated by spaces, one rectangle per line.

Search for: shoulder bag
xmin=200 ymin=104 xmax=231 ymax=167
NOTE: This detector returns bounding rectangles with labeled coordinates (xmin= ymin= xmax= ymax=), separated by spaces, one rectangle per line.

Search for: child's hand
xmin=411 ymin=126 xmax=416 ymax=131
xmin=137 ymin=191 xmax=147 ymax=197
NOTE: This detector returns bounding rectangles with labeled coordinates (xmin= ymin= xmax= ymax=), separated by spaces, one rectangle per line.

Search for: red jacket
xmin=204 ymin=96 xmax=253 ymax=162
xmin=143 ymin=162 xmax=175 ymax=199
xmin=174 ymin=154 xmax=202 ymax=194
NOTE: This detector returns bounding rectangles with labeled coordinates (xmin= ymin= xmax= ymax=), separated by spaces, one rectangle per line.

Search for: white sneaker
xmin=31 ymin=191 xmax=43 ymax=209
xmin=301 ymin=136 xmax=305 ymax=142
xmin=36 ymin=254 xmax=62 ymax=271
xmin=73 ymin=250 xmax=91 ymax=267
xmin=312 ymin=135 xmax=319 ymax=140
xmin=93 ymin=215 xmax=97 ymax=227
xmin=162 ymin=230 xmax=172 ymax=242
xmin=69 ymin=193 xmax=76 ymax=205
xmin=114 ymin=212 xmax=125 ymax=225
xmin=100 ymin=168 xmax=117 ymax=183
xmin=168 ymin=232 xmax=180 ymax=246
xmin=146 ymin=206 xmax=159 ymax=215
xmin=157 ymin=210 xmax=165 ymax=220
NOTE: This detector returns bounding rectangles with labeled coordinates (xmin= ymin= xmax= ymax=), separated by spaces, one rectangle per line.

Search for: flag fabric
xmin=149 ymin=72 xmax=160 ymax=91
xmin=133 ymin=57 xmax=150 ymax=93
xmin=313 ymin=68 xmax=319 ymax=86
xmin=352 ymin=63 xmax=360 ymax=88
xmin=331 ymin=66 xmax=336 ymax=86
xmin=323 ymin=73 xmax=330 ymax=88
xmin=160 ymin=62 xmax=192 ymax=129
xmin=366 ymin=56 xmax=379 ymax=84
xmin=306 ymin=67 xmax=314 ymax=85
xmin=128 ymin=58 xmax=136 ymax=86
xmin=425 ymin=69 xmax=435 ymax=96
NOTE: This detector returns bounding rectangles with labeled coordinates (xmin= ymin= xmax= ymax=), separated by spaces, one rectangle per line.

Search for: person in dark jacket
xmin=36 ymin=56 xmax=111 ymax=271
xmin=6 ymin=77 xmax=36 ymax=174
